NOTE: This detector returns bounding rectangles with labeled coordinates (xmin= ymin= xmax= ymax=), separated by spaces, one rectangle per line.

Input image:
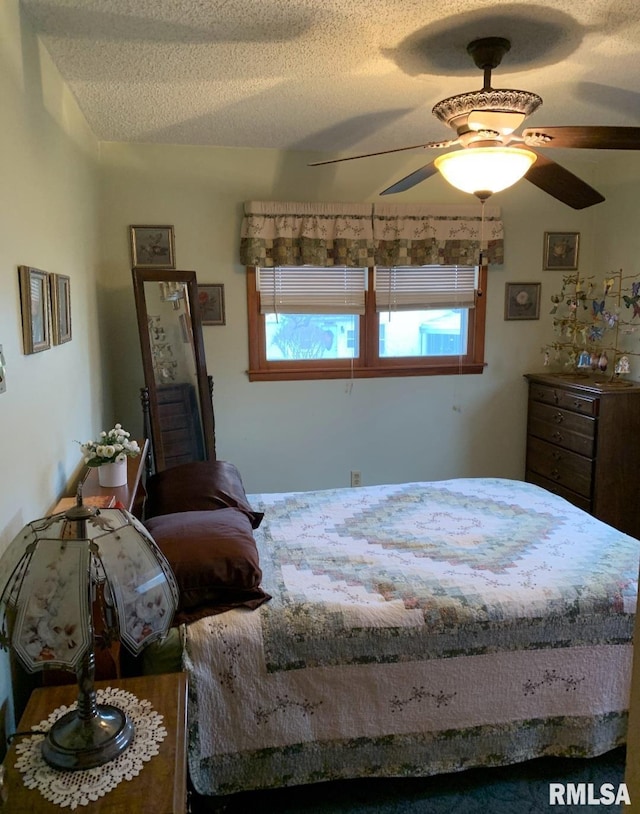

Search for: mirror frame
xmin=132 ymin=268 xmax=216 ymax=472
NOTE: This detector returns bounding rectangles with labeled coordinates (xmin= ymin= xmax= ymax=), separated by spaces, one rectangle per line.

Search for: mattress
xmin=183 ymin=478 xmax=639 ymax=796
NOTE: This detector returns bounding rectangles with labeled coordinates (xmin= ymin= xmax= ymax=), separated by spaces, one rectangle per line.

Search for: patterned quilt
xmin=184 ymin=478 xmax=640 ymax=796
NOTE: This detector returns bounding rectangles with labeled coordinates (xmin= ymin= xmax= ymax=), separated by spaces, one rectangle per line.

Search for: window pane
xmin=378 ymin=310 xmax=467 ymax=357
xmin=265 ymin=314 xmax=359 ymax=360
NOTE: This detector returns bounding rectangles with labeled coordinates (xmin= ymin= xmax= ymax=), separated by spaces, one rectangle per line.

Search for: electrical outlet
xmin=350 ymin=470 xmax=361 ymax=487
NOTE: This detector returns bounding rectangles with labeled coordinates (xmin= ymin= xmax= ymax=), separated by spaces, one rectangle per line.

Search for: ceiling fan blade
xmin=379 ymin=161 xmax=439 ymax=195
xmin=522 ymin=126 xmax=640 ymax=150
xmin=524 ymin=150 xmax=605 ymax=209
xmin=308 ymin=140 xmax=456 ymax=167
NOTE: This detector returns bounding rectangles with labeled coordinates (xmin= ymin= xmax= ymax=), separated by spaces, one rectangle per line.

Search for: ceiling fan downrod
xmin=466 ymin=37 xmax=511 ymax=90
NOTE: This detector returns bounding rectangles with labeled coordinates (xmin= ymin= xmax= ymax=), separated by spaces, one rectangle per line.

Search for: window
xmin=247 ymin=264 xmax=487 ymax=381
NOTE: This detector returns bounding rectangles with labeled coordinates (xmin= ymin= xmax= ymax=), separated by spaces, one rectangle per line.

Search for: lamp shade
xmin=434 ymin=147 xmax=537 ymax=198
xmin=0 ymin=507 xmax=178 ymax=674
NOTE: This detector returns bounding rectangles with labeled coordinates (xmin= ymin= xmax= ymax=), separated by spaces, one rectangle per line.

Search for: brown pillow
xmin=145 ymin=508 xmax=270 ymax=626
xmin=145 ymin=460 xmax=264 ymax=528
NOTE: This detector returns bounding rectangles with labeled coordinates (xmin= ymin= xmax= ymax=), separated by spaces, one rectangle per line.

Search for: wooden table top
xmin=2 ymin=672 xmax=187 ymax=814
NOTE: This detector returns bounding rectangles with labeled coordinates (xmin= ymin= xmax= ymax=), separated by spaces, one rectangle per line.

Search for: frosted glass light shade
xmin=0 ymin=508 xmax=178 ymax=672
xmin=434 ymin=147 xmax=537 ymax=198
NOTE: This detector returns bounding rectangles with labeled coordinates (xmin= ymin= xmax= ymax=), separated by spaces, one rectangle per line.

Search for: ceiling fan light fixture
xmin=467 ymin=109 xmax=526 ymax=136
xmin=434 ymin=147 xmax=537 ymax=198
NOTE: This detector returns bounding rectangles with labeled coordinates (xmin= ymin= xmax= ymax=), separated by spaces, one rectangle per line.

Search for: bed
xmin=141 ymin=464 xmax=639 ymax=799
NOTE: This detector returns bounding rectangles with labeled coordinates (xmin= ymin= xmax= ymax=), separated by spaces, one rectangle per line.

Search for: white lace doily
xmin=14 ymin=687 xmax=168 ymax=810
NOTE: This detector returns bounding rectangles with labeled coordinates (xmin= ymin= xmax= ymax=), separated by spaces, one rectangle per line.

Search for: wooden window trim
xmin=246 ymin=266 xmax=488 ymax=382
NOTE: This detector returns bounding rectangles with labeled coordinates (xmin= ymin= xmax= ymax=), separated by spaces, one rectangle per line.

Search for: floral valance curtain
xmin=239 ymin=200 xmax=504 ymax=268
xmin=372 ymin=203 xmax=503 ymax=267
xmin=239 ymin=201 xmax=375 ymax=268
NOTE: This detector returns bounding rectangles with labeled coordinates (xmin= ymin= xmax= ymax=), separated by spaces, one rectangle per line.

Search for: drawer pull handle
xmin=552 ymin=431 xmax=563 ymax=441
xmin=573 ymin=400 xmax=585 ymax=410
xmin=553 ymin=412 xmax=564 ymax=423
xmin=551 ymin=451 xmax=562 ymax=461
xmin=551 ymin=468 xmax=561 ymax=480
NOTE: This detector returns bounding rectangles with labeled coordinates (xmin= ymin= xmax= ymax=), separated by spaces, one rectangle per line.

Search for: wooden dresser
xmin=157 ymin=383 xmax=204 ymax=468
xmin=524 ymin=373 xmax=640 ymax=539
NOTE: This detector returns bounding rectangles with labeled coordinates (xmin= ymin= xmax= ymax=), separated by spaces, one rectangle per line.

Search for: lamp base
xmin=41 ymin=704 xmax=134 ymax=771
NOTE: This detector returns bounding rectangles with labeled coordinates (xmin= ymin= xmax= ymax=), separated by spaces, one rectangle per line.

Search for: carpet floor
xmin=191 ymin=747 xmax=626 ymax=813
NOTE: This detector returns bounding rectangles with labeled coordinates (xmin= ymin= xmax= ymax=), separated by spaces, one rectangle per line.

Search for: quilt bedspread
xmin=184 ymin=478 xmax=640 ymax=796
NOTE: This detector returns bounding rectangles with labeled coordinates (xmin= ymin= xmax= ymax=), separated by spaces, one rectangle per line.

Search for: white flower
xmin=76 ymin=423 xmax=141 ymax=468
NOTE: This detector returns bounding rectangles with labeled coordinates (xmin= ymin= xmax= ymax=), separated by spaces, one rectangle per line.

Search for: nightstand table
xmin=2 ymin=672 xmax=187 ymax=813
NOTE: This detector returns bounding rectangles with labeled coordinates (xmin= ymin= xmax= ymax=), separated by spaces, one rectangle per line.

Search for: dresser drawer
xmin=525 ymin=470 xmax=592 ymax=513
xmin=158 ymin=404 xmax=193 ymax=430
xmin=527 ymin=401 xmax=596 ymax=456
xmin=526 ymin=437 xmax=594 ymax=498
xmin=529 ymin=383 xmax=598 ymax=416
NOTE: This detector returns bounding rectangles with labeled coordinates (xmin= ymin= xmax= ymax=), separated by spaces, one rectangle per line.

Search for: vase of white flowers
xmin=79 ymin=424 xmax=141 ymax=487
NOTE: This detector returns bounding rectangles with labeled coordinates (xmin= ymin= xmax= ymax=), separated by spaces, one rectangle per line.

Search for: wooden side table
xmin=82 ymin=438 xmax=150 ymax=517
xmin=2 ymin=672 xmax=187 ymax=813
xmin=53 ymin=440 xmax=150 ymax=519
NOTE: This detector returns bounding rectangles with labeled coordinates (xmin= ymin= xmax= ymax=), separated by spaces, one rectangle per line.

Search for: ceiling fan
xmin=309 ymin=37 xmax=640 ymax=209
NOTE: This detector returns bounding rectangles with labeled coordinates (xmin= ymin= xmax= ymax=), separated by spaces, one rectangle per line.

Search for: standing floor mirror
xmin=132 ymin=268 xmax=216 ymax=472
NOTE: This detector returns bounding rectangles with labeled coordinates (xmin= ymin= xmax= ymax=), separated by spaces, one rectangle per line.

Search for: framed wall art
xmin=130 ymin=225 xmax=175 ymax=269
xmin=543 ymin=232 xmax=580 ymax=270
xmin=504 ymin=282 xmax=541 ymax=321
xmin=198 ymin=284 xmax=226 ymax=326
xmin=50 ymin=273 xmax=72 ymax=344
xmin=18 ymin=265 xmax=51 ymax=353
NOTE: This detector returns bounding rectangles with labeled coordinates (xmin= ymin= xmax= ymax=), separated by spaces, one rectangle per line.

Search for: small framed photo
xmin=130 ymin=225 xmax=175 ymax=268
xmin=505 ymin=282 xmax=541 ymax=321
xmin=543 ymin=232 xmax=580 ymax=270
xmin=18 ymin=266 xmax=51 ymax=353
xmin=50 ymin=273 xmax=72 ymax=344
xmin=198 ymin=284 xmax=226 ymax=326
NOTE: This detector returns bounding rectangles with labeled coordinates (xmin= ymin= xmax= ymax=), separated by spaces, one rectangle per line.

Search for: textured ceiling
xmin=19 ymin=0 xmax=640 ymax=158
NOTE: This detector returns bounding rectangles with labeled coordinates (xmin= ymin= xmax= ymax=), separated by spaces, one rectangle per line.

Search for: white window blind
xmin=257 ymin=266 xmax=367 ymax=315
xmin=374 ymin=265 xmax=478 ymax=311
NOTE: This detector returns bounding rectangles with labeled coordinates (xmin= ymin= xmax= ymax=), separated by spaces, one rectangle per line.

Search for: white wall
xmin=593 ymin=152 xmax=640 ymax=309
xmin=100 ymin=141 xmax=602 ymax=493
xmin=0 ymin=1 xmax=103 ymax=748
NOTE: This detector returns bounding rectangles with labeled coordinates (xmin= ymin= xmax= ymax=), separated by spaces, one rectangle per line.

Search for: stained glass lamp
xmin=0 ymin=499 xmax=178 ymax=771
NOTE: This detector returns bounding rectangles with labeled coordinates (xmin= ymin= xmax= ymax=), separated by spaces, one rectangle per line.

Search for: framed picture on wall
xmin=18 ymin=265 xmax=51 ymax=354
xmin=504 ymin=282 xmax=541 ymax=321
xmin=130 ymin=225 xmax=175 ymax=268
xmin=543 ymin=232 xmax=580 ymax=270
xmin=50 ymin=273 xmax=72 ymax=344
xmin=198 ymin=284 xmax=226 ymax=325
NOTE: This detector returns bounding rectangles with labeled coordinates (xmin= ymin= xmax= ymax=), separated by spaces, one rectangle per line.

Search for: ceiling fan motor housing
xmin=433 ymin=37 xmax=541 ymax=137
xmin=432 ymin=89 xmax=543 ymax=136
